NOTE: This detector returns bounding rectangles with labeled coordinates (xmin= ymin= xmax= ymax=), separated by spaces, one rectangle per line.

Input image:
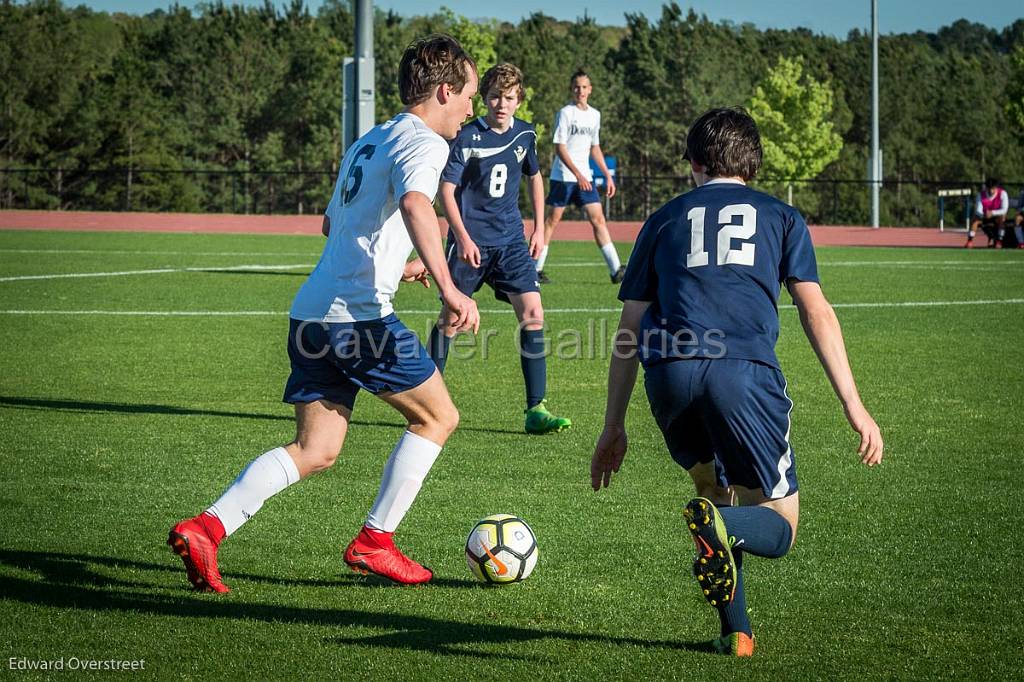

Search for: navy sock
xmin=719 ymin=505 xmax=793 ymax=559
xmin=519 ymin=328 xmax=546 ymax=409
xmin=427 ymin=326 xmax=451 ymax=373
xmin=717 ymin=550 xmax=751 ymax=636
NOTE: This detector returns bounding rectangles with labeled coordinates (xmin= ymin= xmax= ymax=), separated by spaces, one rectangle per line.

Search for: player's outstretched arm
xmin=590 ymin=145 xmax=616 ymax=198
xmin=440 ymin=181 xmax=480 ymax=268
xmin=789 ymin=280 xmax=883 ymax=466
xmin=400 ymin=191 xmax=479 ymax=334
xmin=527 ymin=173 xmax=545 ymax=258
xmin=555 ymin=143 xmax=592 ymax=192
xmin=592 ymin=300 xmax=651 ymax=490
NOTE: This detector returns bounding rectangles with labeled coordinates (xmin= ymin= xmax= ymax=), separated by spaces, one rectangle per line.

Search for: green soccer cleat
xmin=683 ymin=497 xmax=737 ymax=608
xmin=711 ymin=632 xmax=755 ymax=657
xmin=524 ymin=401 xmax=572 ymax=435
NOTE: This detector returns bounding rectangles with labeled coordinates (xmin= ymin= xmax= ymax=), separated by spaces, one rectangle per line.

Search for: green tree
xmin=441 ymin=8 xmax=539 ymax=128
xmin=748 ymin=55 xmax=842 ymax=205
xmin=1007 ymin=46 xmax=1024 ymax=142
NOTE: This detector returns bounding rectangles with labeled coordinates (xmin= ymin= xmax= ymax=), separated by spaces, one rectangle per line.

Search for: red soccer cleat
xmin=344 ymin=526 xmax=433 ymax=585
xmin=167 ymin=513 xmax=229 ymax=593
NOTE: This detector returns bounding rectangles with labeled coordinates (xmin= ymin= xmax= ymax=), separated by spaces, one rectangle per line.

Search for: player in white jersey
xmin=534 ymin=69 xmax=623 ymax=284
xmin=168 ymin=35 xmax=480 ymax=590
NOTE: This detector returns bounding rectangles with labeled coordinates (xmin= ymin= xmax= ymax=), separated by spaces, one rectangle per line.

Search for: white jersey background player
xmin=535 ymin=69 xmax=622 ymax=284
xmin=168 ymin=34 xmax=480 ymax=591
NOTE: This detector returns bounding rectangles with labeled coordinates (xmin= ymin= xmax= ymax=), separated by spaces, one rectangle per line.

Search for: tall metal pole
xmin=871 ymin=0 xmax=880 ymax=228
xmin=343 ymin=0 xmax=375 ymax=152
xmin=355 ymin=0 xmax=375 ymax=139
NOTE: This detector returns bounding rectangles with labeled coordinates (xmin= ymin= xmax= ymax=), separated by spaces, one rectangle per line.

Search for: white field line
xmin=550 ymin=260 xmax=1024 ymax=268
xmin=1 ymin=259 xmax=1019 ymax=283
xmin=1 ymin=298 xmax=1023 ymax=317
xmin=0 ymin=248 xmax=319 ymax=256
xmin=0 ymin=263 xmax=314 ymax=282
xmin=2 ymin=246 xmax=1021 ymax=268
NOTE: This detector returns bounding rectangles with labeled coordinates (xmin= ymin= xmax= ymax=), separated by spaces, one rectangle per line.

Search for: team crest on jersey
xmin=514 ymin=145 xmax=527 ymax=163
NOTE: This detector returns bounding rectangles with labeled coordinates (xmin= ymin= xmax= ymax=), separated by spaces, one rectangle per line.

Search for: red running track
xmin=0 ymin=210 xmax=972 ymax=248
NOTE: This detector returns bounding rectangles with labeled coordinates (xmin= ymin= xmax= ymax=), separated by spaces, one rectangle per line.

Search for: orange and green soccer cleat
xmin=712 ymin=632 xmax=755 ymax=657
xmin=683 ymin=497 xmax=737 ymax=607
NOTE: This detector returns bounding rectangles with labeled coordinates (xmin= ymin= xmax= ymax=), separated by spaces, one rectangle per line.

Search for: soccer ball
xmin=465 ymin=514 xmax=538 ymax=584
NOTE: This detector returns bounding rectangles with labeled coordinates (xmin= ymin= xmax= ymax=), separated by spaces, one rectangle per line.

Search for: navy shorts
xmin=546 ymin=179 xmax=601 ymax=207
xmin=283 ymin=315 xmax=436 ymax=410
xmin=643 ymin=358 xmax=798 ymax=499
xmin=447 ymin=238 xmax=540 ymax=303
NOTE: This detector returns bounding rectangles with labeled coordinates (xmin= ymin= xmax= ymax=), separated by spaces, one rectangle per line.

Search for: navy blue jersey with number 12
xmin=618 ymin=179 xmax=820 ymax=369
xmin=441 ymin=117 xmax=539 ymax=246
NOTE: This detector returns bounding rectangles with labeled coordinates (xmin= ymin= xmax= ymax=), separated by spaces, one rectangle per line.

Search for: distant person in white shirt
xmin=534 ymin=69 xmax=623 ymax=284
xmin=168 ymin=34 xmax=481 ymax=591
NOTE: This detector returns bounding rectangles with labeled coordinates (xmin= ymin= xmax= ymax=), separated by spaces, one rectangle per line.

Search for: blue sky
xmin=81 ymin=0 xmax=1020 ymax=37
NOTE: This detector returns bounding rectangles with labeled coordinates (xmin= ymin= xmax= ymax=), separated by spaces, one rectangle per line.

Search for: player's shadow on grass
xmin=0 ymin=549 xmax=711 ymax=660
xmin=0 ymin=396 xmax=292 ymax=422
xmin=0 ymin=396 xmax=523 ymax=435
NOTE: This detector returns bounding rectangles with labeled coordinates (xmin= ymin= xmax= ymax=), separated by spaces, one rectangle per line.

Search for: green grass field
xmin=1 ymin=229 xmax=1022 ymax=680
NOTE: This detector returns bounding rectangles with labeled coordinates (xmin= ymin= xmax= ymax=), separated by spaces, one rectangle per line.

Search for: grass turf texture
xmin=1 ymin=229 xmax=1022 ymax=679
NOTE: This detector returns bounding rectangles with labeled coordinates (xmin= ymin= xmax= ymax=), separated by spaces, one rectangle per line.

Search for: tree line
xmin=2 ymin=0 xmax=1022 ymax=225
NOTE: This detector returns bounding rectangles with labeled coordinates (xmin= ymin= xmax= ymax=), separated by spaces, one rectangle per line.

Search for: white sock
xmin=600 ymin=242 xmax=621 ymax=274
xmin=535 ymin=245 xmax=549 ymax=272
xmin=366 ymin=431 xmax=442 ymax=532
xmin=207 ymin=446 xmax=300 ymax=536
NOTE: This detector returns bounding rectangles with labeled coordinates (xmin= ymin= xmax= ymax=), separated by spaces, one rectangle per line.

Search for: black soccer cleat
xmin=683 ymin=497 xmax=737 ymax=607
xmin=610 ymin=265 xmax=626 ymax=284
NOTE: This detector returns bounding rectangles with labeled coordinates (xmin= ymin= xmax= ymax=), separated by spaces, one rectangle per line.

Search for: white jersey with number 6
xmin=290 ymin=113 xmax=450 ymax=323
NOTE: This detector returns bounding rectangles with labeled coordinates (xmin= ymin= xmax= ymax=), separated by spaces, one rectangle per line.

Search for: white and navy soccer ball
xmin=465 ymin=514 xmax=538 ymax=584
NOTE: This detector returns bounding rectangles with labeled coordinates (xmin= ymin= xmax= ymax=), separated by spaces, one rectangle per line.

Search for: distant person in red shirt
xmin=965 ymin=179 xmax=1009 ymax=248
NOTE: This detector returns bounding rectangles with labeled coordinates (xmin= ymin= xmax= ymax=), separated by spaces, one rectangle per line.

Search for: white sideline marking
xmin=1 ymin=298 xmax=1022 ymax=317
xmin=549 ymin=260 xmax=1024 ymax=268
xmin=0 ymin=248 xmax=319 ymax=257
xmin=0 ymin=263 xmax=314 ymax=282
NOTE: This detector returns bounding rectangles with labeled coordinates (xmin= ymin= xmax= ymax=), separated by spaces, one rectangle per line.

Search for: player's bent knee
xmin=288 ymin=441 xmax=341 ymax=475
xmin=523 ymin=308 xmax=544 ymax=326
xmin=438 ymin=403 xmax=460 ymax=436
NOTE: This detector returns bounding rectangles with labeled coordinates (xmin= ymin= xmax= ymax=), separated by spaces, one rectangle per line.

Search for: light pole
xmin=343 ymin=0 xmax=375 ymax=152
xmin=871 ymin=0 xmax=880 ymax=228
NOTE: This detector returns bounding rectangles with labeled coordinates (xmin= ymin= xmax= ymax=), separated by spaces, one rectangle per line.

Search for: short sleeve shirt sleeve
xmin=779 ymin=209 xmax=819 ymax=284
xmin=392 ymin=135 xmax=450 ymax=202
xmin=552 ymin=109 xmax=569 ymax=144
xmin=617 ymin=213 xmax=662 ymax=302
xmin=591 ymin=110 xmax=601 ymax=146
xmin=523 ymin=129 xmax=540 ymax=176
xmin=440 ymin=135 xmax=465 ymax=186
